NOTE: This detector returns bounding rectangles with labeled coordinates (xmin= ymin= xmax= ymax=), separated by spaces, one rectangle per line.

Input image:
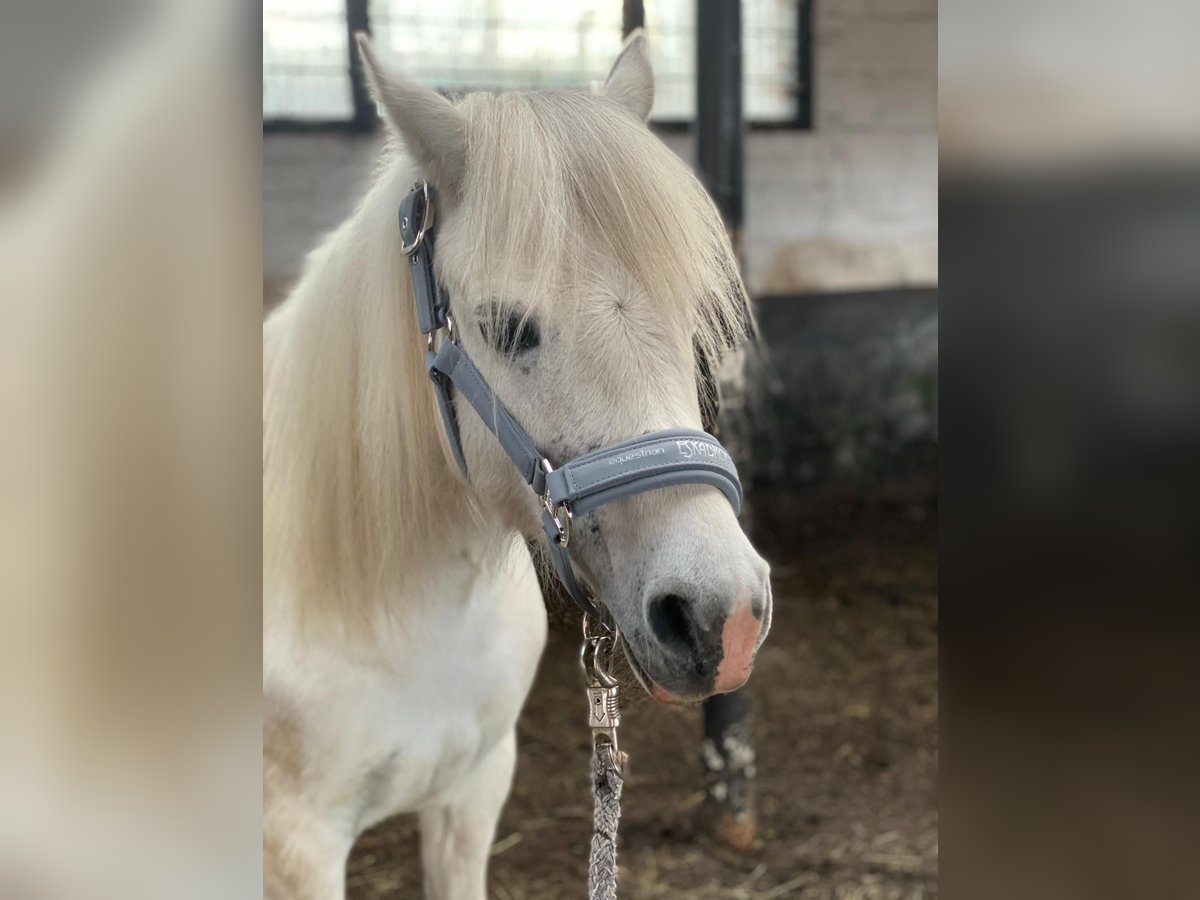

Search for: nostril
xmin=647 ymin=593 xmax=696 ymax=658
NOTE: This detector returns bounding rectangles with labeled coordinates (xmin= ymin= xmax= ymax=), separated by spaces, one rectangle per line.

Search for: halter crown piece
xmin=399 ymin=180 xmax=744 ymax=623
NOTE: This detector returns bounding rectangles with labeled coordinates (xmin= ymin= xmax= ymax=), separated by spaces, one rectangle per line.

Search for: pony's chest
xmin=359 ymin=573 xmax=545 ymax=814
xmin=392 ymin=584 xmax=542 ymax=744
xmin=271 ymin=545 xmax=546 ymax=822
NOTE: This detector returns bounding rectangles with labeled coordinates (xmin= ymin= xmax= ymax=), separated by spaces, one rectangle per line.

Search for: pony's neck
xmin=264 ymin=157 xmax=504 ymax=629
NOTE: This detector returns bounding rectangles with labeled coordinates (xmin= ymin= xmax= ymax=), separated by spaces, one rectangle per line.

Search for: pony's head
xmin=358 ymin=33 xmax=770 ymax=702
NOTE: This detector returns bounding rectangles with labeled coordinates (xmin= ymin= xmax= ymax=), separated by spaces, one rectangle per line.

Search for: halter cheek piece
xmin=399 ymin=180 xmax=743 ymax=621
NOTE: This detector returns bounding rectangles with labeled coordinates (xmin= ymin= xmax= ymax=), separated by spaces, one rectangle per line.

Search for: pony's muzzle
xmin=643 ymin=569 xmax=770 ymax=698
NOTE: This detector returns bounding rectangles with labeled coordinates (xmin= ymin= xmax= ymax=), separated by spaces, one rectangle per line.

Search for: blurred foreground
xmin=0 ymin=3 xmax=260 ymax=898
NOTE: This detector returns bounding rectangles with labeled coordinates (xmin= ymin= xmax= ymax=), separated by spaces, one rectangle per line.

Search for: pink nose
xmin=713 ymin=589 xmax=763 ymax=693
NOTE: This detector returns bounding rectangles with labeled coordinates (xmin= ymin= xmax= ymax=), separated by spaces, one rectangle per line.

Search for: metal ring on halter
xmin=425 ymin=313 xmax=457 ymax=354
xmin=399 ymin=180 xmax=434 ymax=255
xmin=583 ymin=612 xmax=615 ymax=642
xmin=539 ymin=459 xmax=573 ymax=546
xmin=581 ymin=616 xmax=619 ymax=689
xmin=581 ymin=639 xmax=620 ymax=688
xmin=551 ymin=501 xmax=573 ymax=546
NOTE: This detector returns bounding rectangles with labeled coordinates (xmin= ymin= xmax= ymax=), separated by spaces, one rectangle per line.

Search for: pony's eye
xmin=481 ymin=313 xmax=540 ymax=355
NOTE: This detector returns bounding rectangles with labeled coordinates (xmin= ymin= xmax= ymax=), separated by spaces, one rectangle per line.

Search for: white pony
xmin=263 ymin=32 xmax=772 ymax=899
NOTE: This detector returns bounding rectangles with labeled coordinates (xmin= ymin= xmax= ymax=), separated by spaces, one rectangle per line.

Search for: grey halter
xmin=399 ymin=180 xmax=743 ymax=619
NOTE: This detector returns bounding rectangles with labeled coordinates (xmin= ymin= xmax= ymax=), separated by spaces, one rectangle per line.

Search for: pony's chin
xmin=619 ymin=636 xmax=694 ymax=706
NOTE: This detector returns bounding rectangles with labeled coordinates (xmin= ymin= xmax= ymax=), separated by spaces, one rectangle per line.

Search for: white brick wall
xmin=264 ymin=0 xmax=937 ymax=294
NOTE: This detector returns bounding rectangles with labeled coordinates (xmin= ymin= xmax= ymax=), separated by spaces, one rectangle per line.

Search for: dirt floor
xmin=346 ymin=516 xmax=938 ymax=899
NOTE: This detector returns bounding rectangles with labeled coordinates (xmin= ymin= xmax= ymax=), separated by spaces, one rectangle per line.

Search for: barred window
xmin=264 ymin=0 xmax=810 ymax=128
xmin=263 ymin=0 xmax=354 ymax=121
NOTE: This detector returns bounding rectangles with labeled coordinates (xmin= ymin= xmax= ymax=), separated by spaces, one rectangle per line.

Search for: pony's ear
xmin=603 ymin=29 xmax=655 ymax=121
xmin=355 ymin=34 xmax=468 ymax=197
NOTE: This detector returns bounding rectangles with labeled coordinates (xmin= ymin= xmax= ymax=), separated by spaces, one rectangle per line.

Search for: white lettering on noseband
xmin=674 ymin=439 xmax=731 ymax=463
xmin=608 ymin=446 xmax=667 ymax=465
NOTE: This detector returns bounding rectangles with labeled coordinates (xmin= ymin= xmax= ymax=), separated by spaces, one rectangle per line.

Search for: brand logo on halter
xmin=675 ymin=439 xmax=731 ymax=463
xmin=608 ymin=446 xmax=667 ymax=465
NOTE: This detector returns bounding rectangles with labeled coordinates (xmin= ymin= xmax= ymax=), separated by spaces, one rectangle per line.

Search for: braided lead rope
xmin=582 ymin=617 xmax=624 ymax=899
xmin=588 ymin=739 xmax=624 ymax=900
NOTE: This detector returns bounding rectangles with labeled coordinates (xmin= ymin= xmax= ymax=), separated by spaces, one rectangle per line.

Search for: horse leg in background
xmin=418 ymin=731 xmax=517 ymax=900
xmin=702 ymin=686 xmax=758 ymax=850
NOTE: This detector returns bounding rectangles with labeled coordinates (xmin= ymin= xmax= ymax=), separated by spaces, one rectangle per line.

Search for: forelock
xmin=450 ymin=88 xmax=752 ymax=365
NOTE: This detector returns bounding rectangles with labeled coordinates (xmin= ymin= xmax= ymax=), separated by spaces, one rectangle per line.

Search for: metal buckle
xmin=539 ymin=459 xmax=573 ymax=546
xmin=581 ymin=615 xmax=620 ymax=756
xmin=425 ymin=313 xmax=457 ymax=354
xmin=400 ymin=180 xmax=434 ymax=256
